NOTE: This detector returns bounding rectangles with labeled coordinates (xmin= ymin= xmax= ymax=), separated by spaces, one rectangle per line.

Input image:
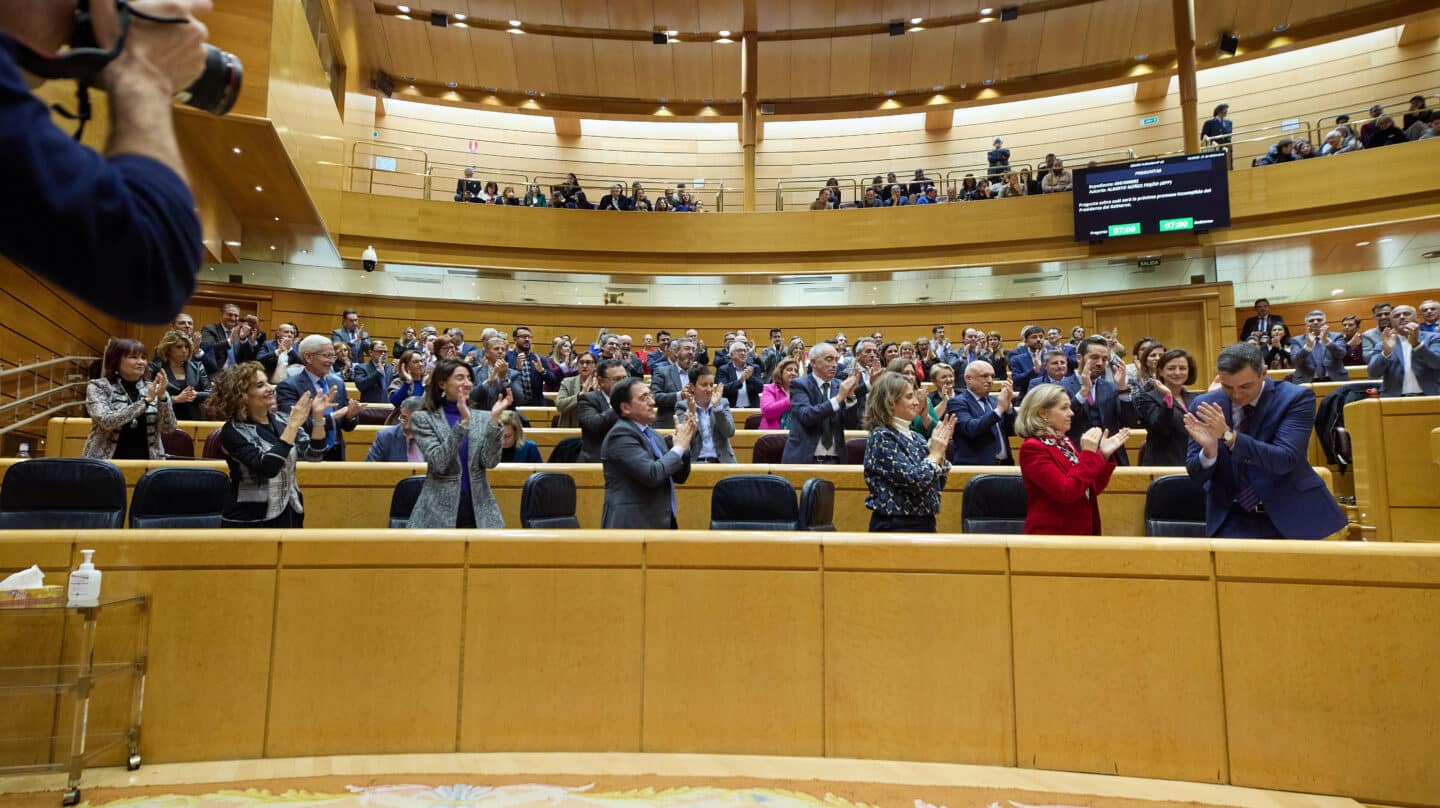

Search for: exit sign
xmin=1138 ymin=256 xmax=1161 ymax=267
xmin=1140 ymin=115 xmax=1160 ymax=126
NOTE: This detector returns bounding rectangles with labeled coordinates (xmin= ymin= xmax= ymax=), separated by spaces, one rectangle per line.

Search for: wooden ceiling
xmin=360 ymin=0 xmax=1404 ymax=105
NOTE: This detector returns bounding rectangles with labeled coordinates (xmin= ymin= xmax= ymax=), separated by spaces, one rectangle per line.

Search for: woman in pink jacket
xmin=759 ymin=357 xmax=802 ymax=429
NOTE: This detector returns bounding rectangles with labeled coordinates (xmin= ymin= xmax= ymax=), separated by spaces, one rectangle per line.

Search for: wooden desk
xmin=1345 ymin=396 xmax=1440 ymax=541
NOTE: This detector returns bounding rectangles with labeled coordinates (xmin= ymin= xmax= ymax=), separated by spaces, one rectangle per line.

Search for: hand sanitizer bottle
xmin=67 ymin=549 xmax=102 ymax=607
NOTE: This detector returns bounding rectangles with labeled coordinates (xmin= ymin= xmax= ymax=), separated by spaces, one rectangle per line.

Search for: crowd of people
xmin=455 ymin=170 xmax=713 ymax=212
xmin=1213 ymin=95 xmax=1440 ymax=167
xmin=75 ymin=296 xmax=1436 ymax=536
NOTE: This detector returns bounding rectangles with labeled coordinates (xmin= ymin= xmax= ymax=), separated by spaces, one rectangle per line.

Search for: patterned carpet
xmin=0 ymin=773 xmax=1257 ymax=808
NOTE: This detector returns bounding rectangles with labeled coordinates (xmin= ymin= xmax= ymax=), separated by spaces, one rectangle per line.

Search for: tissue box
xmin=0 ymin=585 xmax=66 ymax=608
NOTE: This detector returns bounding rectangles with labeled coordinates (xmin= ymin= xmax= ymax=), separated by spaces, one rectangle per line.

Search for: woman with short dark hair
xmin=407 ymin=358 xmax=509 ymax=529
xmin=389 ymin=349 xmax=426 ymax=408
xmin=83 ymin=338 xmax=176 ymax=460
xmin=1135 ymin=349 xmax=1198 ymax=466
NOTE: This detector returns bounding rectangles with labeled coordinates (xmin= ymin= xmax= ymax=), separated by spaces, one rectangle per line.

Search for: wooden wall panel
xmin=468 ymin=28 xmax=522 ymax=90
xmin=554 ymin=39 xmax=601 ymax=97
xmin=593 ymin=39 xmax=641 ymax=98
xmin=509 ymin=33 xmax=561 ymax=94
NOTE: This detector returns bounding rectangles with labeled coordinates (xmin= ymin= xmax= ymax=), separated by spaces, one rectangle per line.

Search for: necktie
xmin=642 ymin=426 xmax=677 ymax=516
xmin=316 ymin=376 xmax=336 ymax=449
xmin=981 ymin=396 xmax=1005 ymax=459
xmin=819 ymin=380 xmax=834 ymax=449
xmin=1233 ymin=404 xmax=1260 ymax=512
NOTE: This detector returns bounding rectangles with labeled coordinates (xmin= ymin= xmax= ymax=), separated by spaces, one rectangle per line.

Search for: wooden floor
xmin=0 ymin=752 xmax=1363 ymax=808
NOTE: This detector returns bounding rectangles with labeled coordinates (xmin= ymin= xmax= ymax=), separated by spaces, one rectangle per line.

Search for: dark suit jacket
xmin=1008 ymin=348 xmax=1046 ymax=396
xmin=455 ymin=178 xmax=483 ymax=202
xmin=330 ymin=328 xmax=369 ymax=360
xmin=781 ymin=373 xmax=858 ymax=463
xmin=1058 ymin=374 xmax=1135 ymax=465
xmin=352 ymin=360 xmax=394 ymax=404
xmin=714 ymin=361 xmax=763 ymax=408
xmin=597 ymin=193 xmax=634 ymax=211
xmin=649 ymin=362 xmax=686 ymax=428
xmin=1288 ymin=332 xmax=1350 ymax=383
xmin=1019 ymin=437 xmax=1116 ymax=535
xmin=1134 ymin=388 xmax=1196 ymax=466
xmin=505 ymin=350 xmax=555 ymax=406
xmin=274 ymin=370 xmax=359 ymax=460
xmin=1240 ymin=315 xmax=1287 ymax=342
xmin=577 ymin=390 xmax=618 ymax=462
xmin=1185 ymin=380 xmax=1348 ymax=539
xmin=1367 ymin=332 xmax=1440 ymax=395
xmin=364 ymin=424 xmax=411 ymax=462
xmin=945 ymin=391 xmax=1012 ymax=465
xmin=600 ymin=418 xmax=691 ymax=528
xmin=255 ymin=339 xmax=301 ymax=376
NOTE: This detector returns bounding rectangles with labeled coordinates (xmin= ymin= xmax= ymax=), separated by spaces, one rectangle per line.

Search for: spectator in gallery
xmin=477 ymin=180 xmax=499 ymax=204
xmin=915 ymin=186 xmax=940 ymax=204
xmin=760 ymin=357 xmax=802 ymax=430
xmin=1255 ymin=139 xmax=1295 ymax=165
xmin=906 ymin=169 xmax=931 ymax=197
xmin=881 ymin=171 xmax=902 ymax=199
xmin=809 ymin=188 xmax=833 ymax=210
xmin=1363 ymin=116 xmax=1408 ymax=149
xmin=1419 ymin=117 xmax=1440 ymax=141
xmin=1403 ymin=110 xmax=1432 ymax=141
xmin=498 ymin=410 xmax=542 ymax=463
xmin=1020 ymin=167 xmax=1042 ymax=195
xmin=365 ymin=396 xmax=425 ymax=463
xmin=861 ymin=370 xmax=954 ymax=533
xmin=455 ymin=166 xmax=483 ymax=202
xmin=987 ymin=137 xmax=1011 ymax=180
xmin=825 ymin=177 xmax=844 ymax=208
xmin=1320 ymin=127 xmax=1362 ymax=156
xmin=1201 ymin=103 xmax=1232 ymax=145
xmin=523 ymin=183 xmax=548 ymax=207
xmin=1293 ymin=139 xmax=1316 ymax=159
xmin=1041 ymin=161 xmax=1071 ymax=193
xmin=1403 ymin=95 xmax=1427 ymax=130
xmin=863 ymin=188 xmax=883 ymax=207
xmin=1134 ymin=349 xmax=1197 ymax=467
xmin=598 ymin=183 xmax=633 ymax=211
xmin=971 ymin=178 xmax=995 ymax=200
xmin=957 ymin=174 xmax=978 ymax=200
xmin=655 ymin=195 xmax=672 ymax=212
xmin=1359 ymin=105 xmax=1386 ymax=141
xmin=997 ymin=172 xmax=1027 ymax=198
xmin=408 ymin=358 xmax=509 ymax=528
xmin=673 ymin=192 xmax=695 ymax=212
xmin=884 ymin=185 xmax=907 ymax=207
xmin=500 ymin=185 xmax=521 ymax=205
xmin=84 ymin=338 xmax=176 ymax=460
xmin=633 ymin=188 xmax=654 ymax=211
xmin=211 ymin=362 xmax=328 ymax=528
xmin=1016 ymin=383 xmax=1126 ymax=536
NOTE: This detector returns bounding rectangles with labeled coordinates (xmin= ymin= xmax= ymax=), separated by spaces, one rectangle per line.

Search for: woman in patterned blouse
xmin=1015 ymin=383 xmax=1130 ymax=535
xmin=861 ymin=371 xmax=956 ymax=533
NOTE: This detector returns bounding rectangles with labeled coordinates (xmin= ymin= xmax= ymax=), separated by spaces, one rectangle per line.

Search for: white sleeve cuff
xmin=1199 ymin=449 xmax=1218 ymax=469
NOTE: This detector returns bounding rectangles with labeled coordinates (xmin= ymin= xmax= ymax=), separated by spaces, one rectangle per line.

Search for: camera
xmin=176 ymin=45 xmax=243 ymax=116
xmin=361 ymin=245 xmax=378 ymax=273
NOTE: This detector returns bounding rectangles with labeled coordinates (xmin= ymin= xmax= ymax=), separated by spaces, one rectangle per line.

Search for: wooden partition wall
xmin=1347 ymin=397 xmax=1440 ymax=541
xmin=2 ymin=532 xmax=1436 ymax=806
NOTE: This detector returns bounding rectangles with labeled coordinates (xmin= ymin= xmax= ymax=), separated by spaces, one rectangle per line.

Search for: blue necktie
xmin=316 ymin=376 xmax=335 ymax=449
xmin=642 ymin=426 xmax=676 ymax=517
xmin=981 ymin=396 xmax=1005 ymax=459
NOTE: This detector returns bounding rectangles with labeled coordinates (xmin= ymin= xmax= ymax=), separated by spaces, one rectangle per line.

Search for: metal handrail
xmin=0 ymin=355 xmax=96 ymax=382
xmin=1058 ymin=147 xmax=1138 ymax=167
xmin=942 ymin=163 xmax=1036 ymax=192
xmin=425 ymin=163 xmax=534 ymax=202
xmin=0 ymin=399 xmax=86 ymax=436
xmin=1313 ymin=92 xmax=1438 ymax=143
xmin=348 ymin=140 xmax=430 ymax=194
xmin=771 ymin=177 xmax=860 ymax=211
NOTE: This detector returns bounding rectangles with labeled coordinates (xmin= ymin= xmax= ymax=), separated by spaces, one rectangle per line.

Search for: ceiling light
xmin=224 ymin=240 xmax=241 ymax=247
xmin=980 ymin=16 xmax=996 ymax=22
xmin=665 ymin=29 xmax=678 ymax=36
xmin=908 ymin=25 xmax=923 ymax=32
xmin=396 ymin=14 xmax=409 ymax=20
xmin=508 ymin=19 xmax=521 ymax=26
xmin=1135 ymin=53 xmax=1147 ymax=60
xmin=231 ymin=147 xmax=241 ymax=154
xmin=1355 ymin=241 xmax=1370 ymax=247
xmin=453 ymin=13 xmax=465 ymax=20
xmin=910 ymin=17 xmax=923 ymax=24
xmin=396 ymin=5 xmax=409 ymax=12
xmin=454 ymin=21 xmax=466 ymax=27
xmin=507 ymin=27 xmax=523 ymax=34
xmin=445 ymin=81 xmax=458 ymax=88
xmin=272 ymin=216 xmax=280 ymax=221
xmin=718 ymin=30 xmax=730 ymax=37
xmin=980 ymin=7 xmax=994 ymax=13
xmin=884 ymin=90 xmax=896 ymax=96
xmin=269 ymin=244 xmax=277 ymax=250
xmin=1331 ymin=288 xmax=1344 ymax=295
xmin=1273 ymin=23 xmax=1289 ymax=32
xmin=254 ymin=185 xmax=263 ymax=192
xmin=1377 ymin=237 xmax=1392 ymax=243
xmin=932 ymin=85 xmax=944 ymax=91
xmin=716 ymin=37 xmax=732 ymax=43
xmin=300 ymin=249 xmax=309 ymax=254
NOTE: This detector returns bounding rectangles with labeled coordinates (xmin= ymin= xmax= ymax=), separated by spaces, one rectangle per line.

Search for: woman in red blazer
xmin=1016 ymin=383 xmax=1130 ymax=535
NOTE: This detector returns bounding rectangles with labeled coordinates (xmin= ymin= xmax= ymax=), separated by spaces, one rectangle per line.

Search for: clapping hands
xmin=1183 ymin=401 xmax=1230 ymax=456
xmin=927 ymin=414 xmax=956 ymax=461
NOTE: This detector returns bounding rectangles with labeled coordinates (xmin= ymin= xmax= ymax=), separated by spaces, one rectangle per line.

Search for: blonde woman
xmin=83 ymin=338 xmax=175 ymax=460
xmin=887 ymin=357 xmax=938 ymax=437
xmin=1015 ymin=383 xmax=1128 ymax=535
xmin=860 ymin=371 xmax=955 ymax=533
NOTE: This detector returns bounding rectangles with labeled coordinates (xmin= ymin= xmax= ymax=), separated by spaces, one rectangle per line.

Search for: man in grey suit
xmin=1368 ymin=304 xmax=1440 ymax=396
xmin=1361 ymin=301 xmax=1393 ymax=364
xmin=329 ymin=308 xmax=369 ymax=360
xmin=650 ymin=337 xmax=697 ymax=428
xmin=1288 ymin=311 xmax=1349 ymax=383
xmin=601 ymin=377 xmax=695 ymax=529
xmin=673 ymin=365 xmax=736 ymax=463
xmin=578 ymin=359 xmax=628 ymax=462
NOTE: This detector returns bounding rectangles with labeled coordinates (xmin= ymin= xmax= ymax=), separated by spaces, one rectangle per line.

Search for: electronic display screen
xmin=1072 ymin=152 xmax=1230 ymax=241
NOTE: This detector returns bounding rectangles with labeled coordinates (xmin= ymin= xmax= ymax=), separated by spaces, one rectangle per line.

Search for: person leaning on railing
xmin=84 ymin=338 xmax=177 ymax=460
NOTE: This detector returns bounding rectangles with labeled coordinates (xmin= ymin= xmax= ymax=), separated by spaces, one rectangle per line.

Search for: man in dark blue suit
xmin=1059 ymin=337 xmax=1136 ymax=465
xmin=946 ymin=361 xmax=1016 ymax=465
xmin=1008 ymin=326 xmax=1048 ymax=396
xmin=1367 ymin=304 xmax=1440 ymax=396
xmin=714 ymin=341 xmax=764 ymax=408
xmin=351 ymin=341 xmax=395 ymax=404
xmin=364 ymin=396 xmax=423 ymax=462
xmin=505 ymin=326 xmax=555 ymax=406
xmin=1185 ymin=343 xmax=1348 ymax=540
xmin=1288 ymin=310 xmax=1349 ymax=383
xmin=782 ymin=344 xmax=864 ymax=464
xmin=275 ymin=335 xmax=360 ymax=461
xmin=255 ymin=322 xmax=302 ymax=380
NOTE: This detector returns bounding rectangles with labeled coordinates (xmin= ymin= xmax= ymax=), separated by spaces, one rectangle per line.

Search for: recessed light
xmin=980 ymin=16 xmax=996 ymax=22
xmin=396 ymin=15 xmax=409 ymax=21
xmin=716 ymin=37 xmax=732 ymax=43
xmin=980 ymin=7 xmax=994 ymax=13
xmin=509 ymin=19 xmax=521 ymax=26
xmin=254 ymin=185 xmax=263 ymax=192
xmin=910 ymin=17 xmax=923 ymax=24
xmin=1134 ymin=53 xmax=1147 ymax=60
xmin=396 ymin=5 xmax=409 ymax=12
xmin=1273 ymin=23 xmax=1289 ymax=32
xmin=231 ymin=147 xmax=241 ymax=154
xmin=453 ymin=13 xmax=465 ymax=20
xmin=718 ymin=29 xmax=731 ymax=37
xmin=932 ymin=85 xmax=944 ymax=91
xmin=884 ymin=89 xmax=896 ymax=96
xmin=507 ymin=27 xmax=523 ymax=34
xmin=445 ymin=81 xmax=458 ymax=88
xmin=224 ymin=240 xmax=241 ymax=247
xmin=1355 ymin=241 xmax=1370 ymax=247
xmin=983 ymin=79 xmax=994 ymax=86
xmin=272 ymin=216 xmax=280 ymax=221
xmin=453 ymin=21 xmax=466 ymax=27
xmin=908 ymin=25 xmax=923 ymax=32
xmin=1331 ymin=288 xmax=1344 ymax=295
xmin=300 ymin=249 xmax=309 ymax=254
xmin=1377 ymin=237 xmax=1392 ymax=243
xmin=665 ymin=29 xmax=678 ymax=36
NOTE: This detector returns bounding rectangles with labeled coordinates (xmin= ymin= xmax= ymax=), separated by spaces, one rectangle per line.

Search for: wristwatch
xmin=1222 ymin=429 xmax=1235 ymax=444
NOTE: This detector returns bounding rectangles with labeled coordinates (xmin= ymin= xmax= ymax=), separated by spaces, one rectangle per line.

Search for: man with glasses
xmin=716 ymin=341 xmax=763 ymax=408
xmin=1288 ymin=311 xmax=1348 ymax=383
xmin=276 ymin=335 xmax=360 ymax=461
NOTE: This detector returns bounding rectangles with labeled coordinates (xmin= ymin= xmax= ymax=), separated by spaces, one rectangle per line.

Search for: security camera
xmin=361 ymin=245 xmax=377 ymax=273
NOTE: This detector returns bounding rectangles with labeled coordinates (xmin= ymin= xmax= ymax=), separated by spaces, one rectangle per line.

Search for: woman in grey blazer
xmin=554 ymin=352 xmax=596 ymax=428
xmin=407 ymin=358 xmax=509 ymax=529
xmin=83 ymin=338 xmax=176 ymax=460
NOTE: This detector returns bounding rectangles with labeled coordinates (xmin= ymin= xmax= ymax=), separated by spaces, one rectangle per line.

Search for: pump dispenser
xmin=67 ymin=549 xmax=102 ymax=607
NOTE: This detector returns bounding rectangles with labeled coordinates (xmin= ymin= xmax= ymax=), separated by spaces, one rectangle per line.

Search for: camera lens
xmin=176 ymin=45 xmax=243 ymax=116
